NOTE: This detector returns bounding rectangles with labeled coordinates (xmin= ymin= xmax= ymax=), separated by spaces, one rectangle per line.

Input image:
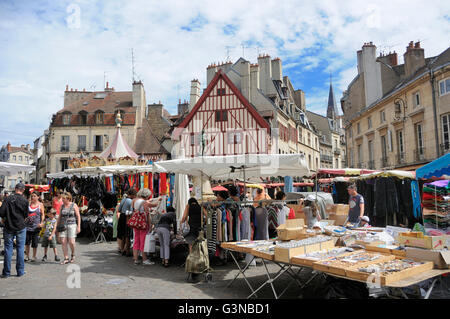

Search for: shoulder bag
xmin=127 ymin=201 xmax=148 ymax=230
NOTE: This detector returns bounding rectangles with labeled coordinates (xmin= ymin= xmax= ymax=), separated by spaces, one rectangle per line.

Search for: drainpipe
xmin=429 ymin=68 xmax=440 ymax=159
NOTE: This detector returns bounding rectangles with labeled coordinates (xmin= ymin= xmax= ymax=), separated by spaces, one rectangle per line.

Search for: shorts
xmin=58 ymin=224 xmax=77 ymax=239
xmin=41 ymin=236 xmax=57 ymax=248
xmin=25 ymin=229 xmax=40 ymax=248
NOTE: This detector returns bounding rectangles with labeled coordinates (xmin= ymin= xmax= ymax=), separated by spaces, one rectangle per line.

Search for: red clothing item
xmin=160 ymin=173 xmax=167 ymax=195
xmin=52 ymin=199 xmax=63 ymax=215
xmin=288 ymin=208 xmax=296 ymax=219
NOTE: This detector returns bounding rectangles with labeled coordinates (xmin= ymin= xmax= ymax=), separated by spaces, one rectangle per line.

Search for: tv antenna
xmin=241 ymin=42 xmax=246 ymax=58
xmin=131 ymin=48 xmax=136 ymax=82
xmin=103 ymin=71 xmax=109 ymax=89
xmin=225 ymin=46 xmax=233 ymax=61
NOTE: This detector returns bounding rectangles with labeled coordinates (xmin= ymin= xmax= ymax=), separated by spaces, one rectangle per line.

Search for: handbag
xmin=127 ymin=201 xmax=148 ymax=230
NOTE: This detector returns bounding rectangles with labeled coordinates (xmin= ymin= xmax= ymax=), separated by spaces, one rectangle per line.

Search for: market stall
xmin=416 ymin=153 xmax=450 ymax=235
xmin=347 ymin=170 xmax=421 ymax=228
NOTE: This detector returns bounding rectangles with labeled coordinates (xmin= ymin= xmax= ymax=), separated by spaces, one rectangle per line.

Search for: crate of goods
xmin=276 ymin=219 xmax=306 ymax=241
xmin=397 ymin=232 xmax=446 ymax=250
xmin=365 ymin=244 xmax=406 ymax=257
xmin=233 ymin=240 xmax=273 ymax=253
xmin=287 ymin=204 xmax=304 ymax=220
xmin=291 ymin=247 xmax=354 ymax=267
xmin=252 ymin=244 xmax=277 ymax=261
xmin=313 ymin=250 xmax=395 ymax=277
xmin=346 ymin=259 xmax=434 ymax=285
xmin=274 ymin=235 xmax=335 ymax=264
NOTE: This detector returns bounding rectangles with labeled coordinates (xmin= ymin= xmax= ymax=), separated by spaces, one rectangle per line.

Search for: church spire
xmin=327 ymin=74 xmax=338 ymax=119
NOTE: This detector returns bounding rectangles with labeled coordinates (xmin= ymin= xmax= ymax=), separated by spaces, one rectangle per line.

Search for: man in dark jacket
xmin=0 ymin=183 xmax=29 ymax=278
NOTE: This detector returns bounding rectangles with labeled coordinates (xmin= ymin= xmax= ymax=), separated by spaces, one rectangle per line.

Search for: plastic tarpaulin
xmin=416 ymin=153 xmax=450 ymax=180
xmin=0 ymin=162 xmax=35 ymax=176
xmin=286 ymin=192 xmax=334 ymax=219
xmin=154 ymin=154 xmax=310 ymax=180
xmin=46 ymin=164 xmax=165 ymax=179
xmin=351 ymin=170 xmax=416 ymax=180
xmin=316 ymin=168 xmax=380 ymax=176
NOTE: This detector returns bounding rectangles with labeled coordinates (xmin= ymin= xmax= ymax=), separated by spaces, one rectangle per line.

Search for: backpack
xmin=185 ymin=235 xmax=210 ymax=274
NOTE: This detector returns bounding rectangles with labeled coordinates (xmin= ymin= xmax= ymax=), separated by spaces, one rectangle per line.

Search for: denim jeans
xmin=2 ymin=228 xmax=26 ymax=277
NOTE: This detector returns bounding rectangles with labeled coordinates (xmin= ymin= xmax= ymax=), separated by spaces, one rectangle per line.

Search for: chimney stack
xmin=377 ymin=51 xmax=398 ymax=67
xmin=250 ymin=63 xmax=260 ymax=101
xmin=404 ymin=40 xmax=425 ymax=78
xmin=240 ymin=60 xmax=251 ymax=102
xmin=257 ymin=54 xmax=272 ymax=93
xmin=271 ymin=58 xmax=282 ymax=81
xmin=7 ymin=142 xmax=11 ymax=152
xmin=189 ymin=79 xmax=201 ymax=111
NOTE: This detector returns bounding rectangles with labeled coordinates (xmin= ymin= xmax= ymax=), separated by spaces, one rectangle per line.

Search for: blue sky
xmin=0 ymin=0 xmax=449 ymax=148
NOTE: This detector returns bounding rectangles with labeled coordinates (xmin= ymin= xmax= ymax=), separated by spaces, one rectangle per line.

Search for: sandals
xmin=24 ymin=256 xmax=30 ymax=262
xmin=61 ymin=258 xmax=70 ymax=265
xmin=70 ymin=255 xmax=75 ymax=263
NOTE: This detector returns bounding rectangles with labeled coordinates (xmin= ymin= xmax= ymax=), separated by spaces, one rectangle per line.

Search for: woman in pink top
xmin=52 ymin=191 xmax=63 ymax=216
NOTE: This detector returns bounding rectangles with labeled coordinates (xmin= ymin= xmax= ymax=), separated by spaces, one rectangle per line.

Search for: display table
xmin=221 ymin=242 xmax=450 ymax=299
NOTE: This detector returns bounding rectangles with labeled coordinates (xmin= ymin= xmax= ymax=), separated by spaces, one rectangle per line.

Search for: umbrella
xmin=212 ymin=185 xmax=228 ymax=191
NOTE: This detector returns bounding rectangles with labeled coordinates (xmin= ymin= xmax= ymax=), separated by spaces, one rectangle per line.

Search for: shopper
xmin=360 ymin=216 xmax=371 ymax=228
xmin=302 ymin=195 xmax=321 ymax=228
xmin=0 ymin=183 xmax=29 ymax=278
xmin=253 ymin=188 xmax=271 ymax=207
xmin=130 ymin=188 xmax=159 ymax=265
xmin=57 ymin=192 xmax=81 ymax=265
xmin=25 ymin=192 xmax=45 ymax=262
xmin=41 ymin=209 xmax=60 ymax=262
xmin=154 ymin=206 xmax=177 ymax=267
xmin=180 ymin=198 xmax=203 ymax=253
xmin=347 ymin=184 xmax=365 ymax=225
xmin=52 ymin=191 xmax=63 ymax=216
xmin=117 ymin=189 xmax=137 ymax=256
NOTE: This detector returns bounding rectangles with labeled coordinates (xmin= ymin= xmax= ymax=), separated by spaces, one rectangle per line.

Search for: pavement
xmin=1 ymin=238 xmax=449 ymax=299
xmin=0 ymin=237 xmax=305 ymax=299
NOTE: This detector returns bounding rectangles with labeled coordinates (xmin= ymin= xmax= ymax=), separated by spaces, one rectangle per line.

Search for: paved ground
xmin=0 ymin=238 xmax=306 ymax=299
xmin=1 ymin=238 xmax=449 ymax=299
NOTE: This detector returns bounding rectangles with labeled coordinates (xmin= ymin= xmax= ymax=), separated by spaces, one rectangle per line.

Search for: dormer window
xmin=95 ymin=111 xmax=104 ymax=124
xmin=79 ymin=111 xmax=87 ymax=125
xmin=62 ymin=112 xmax=71 ymax=125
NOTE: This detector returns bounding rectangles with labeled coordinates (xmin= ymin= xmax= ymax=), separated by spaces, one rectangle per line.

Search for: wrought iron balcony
xmin=397 ymin=152 xmax=406 ymax=164
xmin=440 ymin=143 xmax=450 ymax=155
xmin=380 ymin=157 xmax=389 ymax=168
xmin=334 ymin=149 xmax=341 ymax=155
xmin=414 ymin=147 xmax=426 ymax=162
xmin=320 ymin=154 xmax=333 ymax=163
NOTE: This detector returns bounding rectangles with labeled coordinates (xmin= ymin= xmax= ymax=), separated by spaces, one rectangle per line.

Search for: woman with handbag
xmin=56 ymin=192 xmax=81 ymax=265
xmin=154 ymin=206 xmax=177 ymax=267
xmin=128 ymin=188 xmax=160 ymax=265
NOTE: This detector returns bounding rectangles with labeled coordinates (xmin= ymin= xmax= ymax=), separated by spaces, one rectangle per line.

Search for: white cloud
xmin=0 ymin=0 xmax=449 ymax=147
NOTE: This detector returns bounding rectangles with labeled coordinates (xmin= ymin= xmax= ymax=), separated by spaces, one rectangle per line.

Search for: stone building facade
xmin=45 ymin=81 xmax=172 ymax=175
xmin=341 ymin=42 xmax=450 ymax=170
xmin=0 ymin=142 xmax=33 ymax=190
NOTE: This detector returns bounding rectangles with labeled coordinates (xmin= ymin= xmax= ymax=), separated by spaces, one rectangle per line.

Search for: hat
xmin=347 ymin=184 xmax=357 ymax=190
xmin=15 ymin=182 xmax=25 ymax=190
xmin=361 ymin=216 xmax=370 ymax=222
xmin=305 ymin=194 xmax=316 ymax=202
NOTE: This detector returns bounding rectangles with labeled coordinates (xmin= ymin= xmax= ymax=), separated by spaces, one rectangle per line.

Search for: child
xmin=41 ymin=209 xmax=60 ymax=262
xmin=360 ymin=216 xmax=371 ymax=228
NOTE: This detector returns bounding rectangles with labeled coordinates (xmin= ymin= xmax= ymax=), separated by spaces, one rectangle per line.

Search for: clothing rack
xmin=199 ymin=198 xmax=303 ymax=206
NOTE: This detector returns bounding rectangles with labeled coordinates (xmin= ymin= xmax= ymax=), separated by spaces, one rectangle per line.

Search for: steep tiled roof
xmin=134 ymin=118 xmax=170 ymax=155
xmin=52 ymin=91 xmax=136 ymax=126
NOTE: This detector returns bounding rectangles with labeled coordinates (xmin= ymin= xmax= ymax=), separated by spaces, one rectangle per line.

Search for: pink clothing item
xmin=133 ymin=228 xmax=147 ymax=251
xmin=52 ymin=199 xmax=63 ymax=215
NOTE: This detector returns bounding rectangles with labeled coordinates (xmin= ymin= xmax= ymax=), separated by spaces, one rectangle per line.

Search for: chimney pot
xmin=106 ymin=81 xmax=109 ymax=88
xmin=66 ymin=84 xmax=69 ymax=91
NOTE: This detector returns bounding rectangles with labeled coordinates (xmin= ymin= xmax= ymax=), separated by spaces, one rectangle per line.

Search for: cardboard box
xmin=326 ymin=204 xmax=336 ymax=213
xmin=276 ymin=219 xmax=306 ymax=241
xmin=274 ymin=239 xmax=335 ymax=263
xmin=336 ymin=204 xmax=349 ymax=215
xmin=328 ymin=214 xmax=348 ymax=226
xmin=397 ymin=232 xmax=446 ymax=250
xmin=405 ymin=247 xmax=450 ymax=269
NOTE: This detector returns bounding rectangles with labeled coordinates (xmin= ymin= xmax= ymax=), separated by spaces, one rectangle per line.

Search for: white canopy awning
xmin=154 ymin=154 xmax=310 ymax=181
xmin=0 ymin=162 xmax=35 ymax=176
xmin=46 ymin=164 xmax=165 ymax=179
